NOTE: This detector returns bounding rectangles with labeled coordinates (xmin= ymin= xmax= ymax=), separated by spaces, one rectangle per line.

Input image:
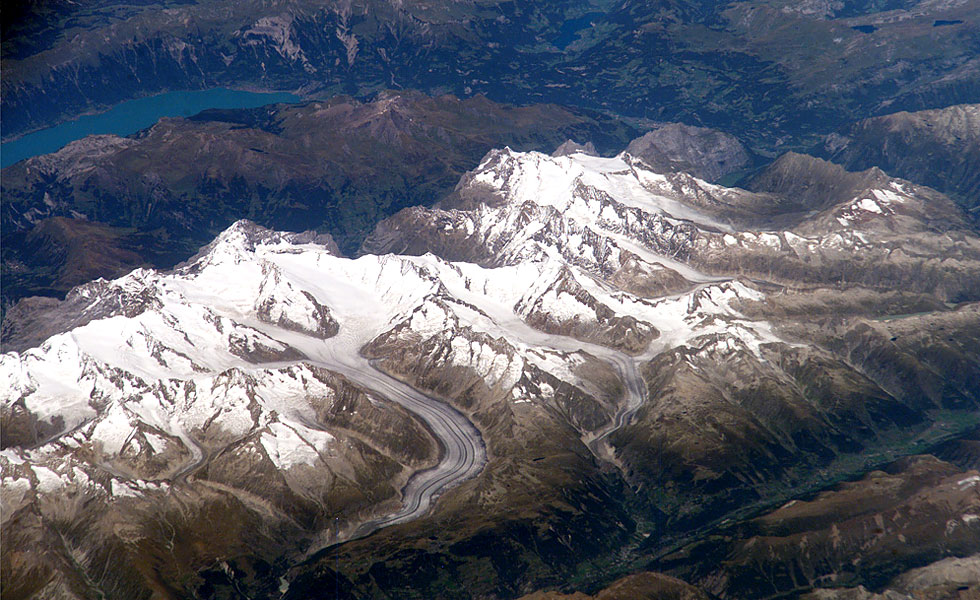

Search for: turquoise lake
xmin=0 ymin=88 xmax=301 ymax=168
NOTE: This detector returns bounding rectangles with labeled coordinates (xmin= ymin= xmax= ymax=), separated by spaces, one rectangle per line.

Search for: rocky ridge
xmin=625 ymin=123 xmax=751 ymax=183
xmin=823 ymin=103 xmax=980 ymax=210
xmin=3 ymin=0 xmax=978 ymax=151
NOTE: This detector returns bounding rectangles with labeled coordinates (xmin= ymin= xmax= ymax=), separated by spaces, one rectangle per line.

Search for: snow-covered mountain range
xmin=3 ymin=147 xmax=979 ymax=599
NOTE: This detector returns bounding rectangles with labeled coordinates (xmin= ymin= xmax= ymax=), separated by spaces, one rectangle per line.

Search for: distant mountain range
xmin=3 ymin=0 xmax=978 ymax=150
xmin=4 ymin=93 xmax=977 ymax=317
xmin=0 ymin=92 xmax=639 ymax=311
xmin=822 ymin=103 xmax=980 ymax=210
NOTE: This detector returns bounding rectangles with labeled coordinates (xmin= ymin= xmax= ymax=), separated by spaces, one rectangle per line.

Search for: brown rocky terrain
xmin=520 ymin=572 xmax=711 ymax=600
xmin=2 ymin=0 xmax=979 ymax=597
xmin=653 ymin=455 xmax=980 ymax=599
xmin=626 ymin=124 xmax=752 ymax=184
xmin=823 ymin=104 xmax=980 ymax=210
xmin=1 ymin=367 xmax=441 ymax=599
xmin=280 ymin=149 xmax=980 ymax=598
xmin=4 ymin=146 xmax=979 ymax=599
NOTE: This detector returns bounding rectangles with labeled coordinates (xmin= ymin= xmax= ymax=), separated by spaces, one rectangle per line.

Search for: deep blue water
xmin=554 ymin=12 xmax=603 ymax=50
xmin=0 ymin=88 xmax=300 ymax=168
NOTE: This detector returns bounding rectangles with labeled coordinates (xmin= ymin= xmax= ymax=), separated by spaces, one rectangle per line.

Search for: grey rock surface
xmin=625 ymin=123 xmax=751 ymax=182
xmin=823 ymin=104 xmax=980 ymax=210
xmin=552 ymin=139 xmax=598 ymax=157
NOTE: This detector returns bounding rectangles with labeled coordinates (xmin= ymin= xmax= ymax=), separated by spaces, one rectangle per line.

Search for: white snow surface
xmin=471 ymin=150 xmax=731 ymax=231
xmin=32 ymin=465 xmax=66 ymax=494
xmin=439 ymin=149 xmax=747 ymax=285
xmin=260 ymin=421 xmax=333 ymax=470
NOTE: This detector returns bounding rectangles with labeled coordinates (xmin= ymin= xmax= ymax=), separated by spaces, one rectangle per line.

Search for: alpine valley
xmin=3 ymin=145 xmax=979 ymax=598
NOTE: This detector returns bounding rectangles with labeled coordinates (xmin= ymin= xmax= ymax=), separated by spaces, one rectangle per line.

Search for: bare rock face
xmin=823 ymin=104 xmax=980 ymax=209
xmin=803 ymin=554 xmax=980 ymax=600
xmin=625 ymin=123 xmax=751 ymax=183
xmin=552 ymin=139 xmax=598 ymax=157
xmin=667 ymin=456 xmax=980 ymax=600
xmin=519 ymin=571 xmax=711 ymax=599
xmin=514 ymin=265 xmax=660 ymax=354
xmin=746 ymin=151 xmax=890 ymax=210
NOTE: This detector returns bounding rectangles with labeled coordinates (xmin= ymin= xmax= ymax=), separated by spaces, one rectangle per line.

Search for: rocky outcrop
xmin=746 ymin=152 xmax=889 ymax=210
xmin=552 ymin=139 xmax=598 ymax=157
xmin=626 ymin=124 xmax=751 ymax=183
xmin=823 ymin=104 xmax=980 ymax=209
xmin=803 ymin=554 xmax=980 ymax=599
xmin=520 ymin=572 xmax=711 ymax=599
xmin=656 ymin=456 xmax=980 ymax=599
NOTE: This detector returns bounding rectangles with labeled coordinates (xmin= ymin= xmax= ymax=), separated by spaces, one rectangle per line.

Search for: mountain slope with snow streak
xmin=1 ymin=208 xmax=778 ymax=591
xmin=300 ymin=147 xmax=980 ymax=598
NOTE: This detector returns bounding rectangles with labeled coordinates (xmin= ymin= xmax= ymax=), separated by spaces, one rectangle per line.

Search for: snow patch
xmin=260 ymin=421 xmax=333 ymax=470
xmin=957 ymin=475 xmax=980 ymax=489
xmin=32 ymin=466 xmax=66 ymax=494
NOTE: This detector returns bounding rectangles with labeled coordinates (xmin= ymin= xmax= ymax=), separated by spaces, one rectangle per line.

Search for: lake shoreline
xmin=1 ymin=87 xmax=303 ymax=168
